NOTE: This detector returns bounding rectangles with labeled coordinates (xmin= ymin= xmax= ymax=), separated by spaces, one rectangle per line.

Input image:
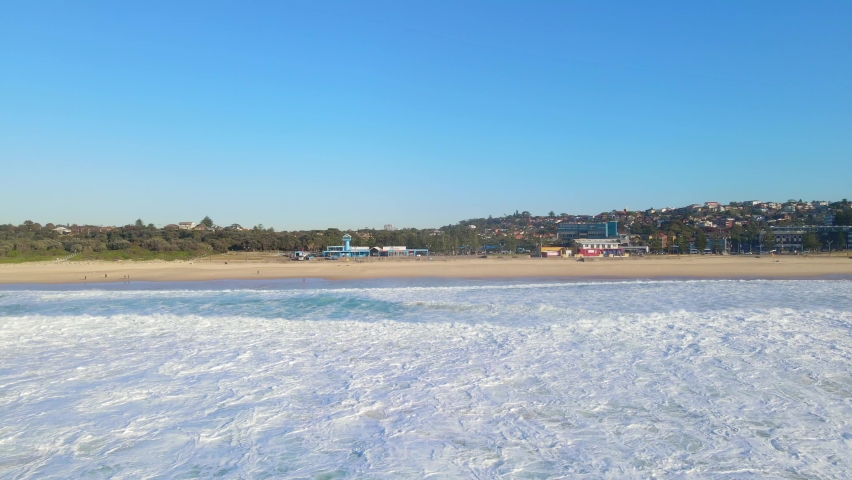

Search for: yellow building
xmin=540 ymin=246 xmax=571 ymax=257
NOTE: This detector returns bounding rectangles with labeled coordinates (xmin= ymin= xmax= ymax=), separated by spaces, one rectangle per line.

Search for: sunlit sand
xmin=1 ymin=255 xmax=850 ymax=284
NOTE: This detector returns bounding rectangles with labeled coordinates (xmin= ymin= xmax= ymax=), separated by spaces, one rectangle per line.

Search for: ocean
xmin=1 ymin=278 xmax=851 ymax=478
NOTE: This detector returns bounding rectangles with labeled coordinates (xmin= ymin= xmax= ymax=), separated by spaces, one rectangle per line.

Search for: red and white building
xmin=575 ymin=239 xmax=624 ymax=257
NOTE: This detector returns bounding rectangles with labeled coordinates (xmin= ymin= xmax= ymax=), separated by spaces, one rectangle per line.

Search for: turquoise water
xmin=1 ymin=279 xmax=851 ymax=477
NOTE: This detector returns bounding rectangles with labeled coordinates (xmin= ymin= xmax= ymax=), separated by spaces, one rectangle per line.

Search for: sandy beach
xmin=1 ymin=255 xmax=851 ymax=284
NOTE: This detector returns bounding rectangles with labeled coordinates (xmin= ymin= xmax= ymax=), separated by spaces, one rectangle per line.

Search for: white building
xmin=369 ymin=246 xmax=428 ymax=257
xmin=178 ymin=222 xmax=195 ymax=230
xmin=575 ymin=239 xmax=624 ymax=257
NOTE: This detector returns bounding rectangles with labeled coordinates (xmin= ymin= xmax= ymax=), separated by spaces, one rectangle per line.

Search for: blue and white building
xmin=323 ymin=234 xmax=371 ymax=259
xmin=322 ymin=234 xmax=429 ymax=258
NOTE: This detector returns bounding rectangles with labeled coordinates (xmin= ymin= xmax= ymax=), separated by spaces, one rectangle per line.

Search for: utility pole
xmin=827 ymin=240 xmax=833 ymax=256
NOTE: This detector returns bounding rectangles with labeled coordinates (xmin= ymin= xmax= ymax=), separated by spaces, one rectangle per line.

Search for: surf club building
xmin=575 ymin=239 xmax=625 ymax=257
xmin=323 ymin=235 xmax=429 ymax=259
xmin=323 ymin=234 xmax=371 ymax=259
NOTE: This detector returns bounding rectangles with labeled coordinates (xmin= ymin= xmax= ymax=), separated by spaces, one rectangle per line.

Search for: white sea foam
xmin=1 ymin=280 xmax=851 ymax=477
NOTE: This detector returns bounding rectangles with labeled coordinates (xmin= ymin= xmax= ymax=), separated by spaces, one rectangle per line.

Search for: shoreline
xmin=1 ymin=255 xmax=851 ymax=285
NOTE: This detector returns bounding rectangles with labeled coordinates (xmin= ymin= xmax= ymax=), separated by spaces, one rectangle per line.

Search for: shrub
xmin=108 ymin=239 xmax=131 ymax=250
xmin=145 ymin=238 xmax=172 ymax=252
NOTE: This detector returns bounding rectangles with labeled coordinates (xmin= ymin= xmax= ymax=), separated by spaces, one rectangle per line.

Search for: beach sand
xmin=1 ymin=255 xmax=851 ymax=284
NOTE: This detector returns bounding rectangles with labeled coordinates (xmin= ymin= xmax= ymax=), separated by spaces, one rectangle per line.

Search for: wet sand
xmin=1 ymin=255 xmax=851 ymax=284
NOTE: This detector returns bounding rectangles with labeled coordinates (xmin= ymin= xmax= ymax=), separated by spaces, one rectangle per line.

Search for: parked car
xmin=290 ymin=251 xmax=314 ymax=261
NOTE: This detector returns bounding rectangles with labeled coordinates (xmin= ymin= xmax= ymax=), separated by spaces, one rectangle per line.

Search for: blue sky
xmin=2 ymin=1 xmax=850 ymax=229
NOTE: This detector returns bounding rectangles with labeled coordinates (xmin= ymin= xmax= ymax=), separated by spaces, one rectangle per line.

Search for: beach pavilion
xmin=323 ymin=234 xmax=371 ymax=259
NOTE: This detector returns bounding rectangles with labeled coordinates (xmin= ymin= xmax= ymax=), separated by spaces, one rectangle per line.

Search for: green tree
xmin=833 ymin=208 xmax=852 ymax=226
xmin=200 ymin=216 xmax=214 ymax=227
xmin=504 ymin=236 xmax=517 ymax=255
xmin=761 ymin=231 xmax=776 ymax=252
xmin=695 ymin=230 xmax=707 ymax=252
xmin=134 ymin=219 xmax=144 ymax=227
xmin=650 ymin=235 xmax=663 ymax=253
xmin=677 ymin=236 xmax=689 ymax=254
xmin=803 ymin=232 xmax=821 ymax=252
xmin=548 ymin=211 xmax=555 ymax=218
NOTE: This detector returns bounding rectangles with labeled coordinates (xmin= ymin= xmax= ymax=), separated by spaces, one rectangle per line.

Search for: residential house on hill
xmin=717 ymin=218 xmax=734 ymax=229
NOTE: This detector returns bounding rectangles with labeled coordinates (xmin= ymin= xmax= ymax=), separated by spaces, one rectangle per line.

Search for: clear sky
xmin=2 ymin=1 xmax=850 ymax=230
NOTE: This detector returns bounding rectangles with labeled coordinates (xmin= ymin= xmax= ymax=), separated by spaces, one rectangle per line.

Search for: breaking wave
xmin=1 ymin=279 xmax=851 ymax=477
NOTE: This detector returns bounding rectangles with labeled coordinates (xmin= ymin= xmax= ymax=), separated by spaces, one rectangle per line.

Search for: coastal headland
xmin=1 ymin=255 xmax=850 ymax=284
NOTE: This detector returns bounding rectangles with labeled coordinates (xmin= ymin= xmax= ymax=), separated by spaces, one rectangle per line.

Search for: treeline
xmin=0 ymin=220 xmax=523 ymax=261
xmin=627 ymin=219 xmax=769 ymax=253
xmin=3 ymin=204 xmax=849 ymax=261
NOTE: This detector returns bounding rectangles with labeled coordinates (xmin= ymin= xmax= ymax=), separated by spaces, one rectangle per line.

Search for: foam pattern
xmin=1 ymin=279 xmax=851 ymax=477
